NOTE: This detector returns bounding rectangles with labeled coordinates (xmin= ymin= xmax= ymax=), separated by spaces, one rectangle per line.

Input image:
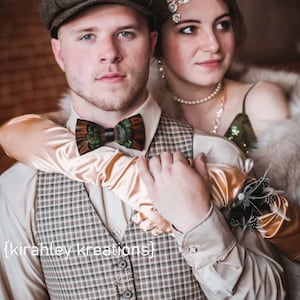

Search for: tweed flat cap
xmin=40 ymin=0 xmax=158 ymax=38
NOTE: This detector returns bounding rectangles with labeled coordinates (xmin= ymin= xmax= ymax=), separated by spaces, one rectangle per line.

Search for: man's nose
xmin=98 ymin=37 xmax=122 ymax=64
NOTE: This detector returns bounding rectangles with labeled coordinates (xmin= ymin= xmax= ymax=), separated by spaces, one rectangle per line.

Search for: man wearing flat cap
xmin=0 ymin=0 xmax=285 ymax=299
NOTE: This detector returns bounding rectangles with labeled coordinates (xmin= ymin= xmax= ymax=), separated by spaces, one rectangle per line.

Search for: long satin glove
xmin=0 ymin=114 xmax=248 ymax=231
xmin=0 ymin=114 xmax=172 ymax=234
xmin=0 ymin=114 xmax=295 ymax=253
xmin=257 ymin=196 xmax=300 ymax=261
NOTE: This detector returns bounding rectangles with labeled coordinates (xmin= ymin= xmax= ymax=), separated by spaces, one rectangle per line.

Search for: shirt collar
xmin=66 ymin=93 xmax=161 ymax=155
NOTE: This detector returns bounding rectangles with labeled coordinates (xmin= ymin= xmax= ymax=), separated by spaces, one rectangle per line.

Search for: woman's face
xmin=160 ymin=0 xmax=235 ymax=89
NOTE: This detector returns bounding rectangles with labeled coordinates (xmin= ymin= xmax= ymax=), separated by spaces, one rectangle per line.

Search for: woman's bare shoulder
xmin=246 ymin=81 xmax=289 ymax=118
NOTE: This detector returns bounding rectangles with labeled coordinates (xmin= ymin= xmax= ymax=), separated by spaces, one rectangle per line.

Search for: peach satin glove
xmin=0 ymin=114 xmax=249 ymax=231
xmin=1 ymin=113 xmax=297 ymax=259
xmin=0 ymin=114 xmax=172 ymax=234
xmin=258 ymin=197 xmax=300 ymax=261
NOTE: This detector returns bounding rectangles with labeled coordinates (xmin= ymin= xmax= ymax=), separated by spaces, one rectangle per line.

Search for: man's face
xmin=51 ymin=5 xmax=157 ymax=113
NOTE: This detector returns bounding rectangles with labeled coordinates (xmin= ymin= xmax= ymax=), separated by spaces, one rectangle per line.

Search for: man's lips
xmin=96 ymin=73 xmax=126 ymax=83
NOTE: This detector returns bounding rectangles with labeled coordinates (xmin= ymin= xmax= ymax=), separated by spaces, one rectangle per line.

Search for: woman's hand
xmin=137 ymin=152 xmax=211 ymax=233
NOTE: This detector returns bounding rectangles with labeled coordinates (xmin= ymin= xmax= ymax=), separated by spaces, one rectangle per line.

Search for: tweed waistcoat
xmin=35 ymin=114 xmax=206 ymax=300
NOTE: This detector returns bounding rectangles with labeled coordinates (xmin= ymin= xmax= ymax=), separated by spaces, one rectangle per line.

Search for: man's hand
xmin=137 ymin=152 xmax=211 ymax=233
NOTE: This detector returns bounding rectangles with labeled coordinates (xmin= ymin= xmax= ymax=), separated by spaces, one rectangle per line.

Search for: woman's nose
xmin=201 ymin=30 xmax=220 ymax=53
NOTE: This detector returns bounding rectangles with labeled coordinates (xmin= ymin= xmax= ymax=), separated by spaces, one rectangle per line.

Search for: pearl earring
xmin=157 ymin=58 xmax=166 ymax=80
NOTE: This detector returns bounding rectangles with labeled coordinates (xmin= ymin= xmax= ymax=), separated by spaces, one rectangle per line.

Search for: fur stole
xmin=147 ymin=59 xmax=300 ymax=207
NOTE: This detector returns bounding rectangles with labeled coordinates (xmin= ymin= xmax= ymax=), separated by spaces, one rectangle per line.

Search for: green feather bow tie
xmin=75 ymin=114 xmax=145 ymax=155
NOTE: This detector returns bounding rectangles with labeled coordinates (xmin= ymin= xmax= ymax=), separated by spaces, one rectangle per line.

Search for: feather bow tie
xmin=75 ymin=114 xmax=145 ymax=155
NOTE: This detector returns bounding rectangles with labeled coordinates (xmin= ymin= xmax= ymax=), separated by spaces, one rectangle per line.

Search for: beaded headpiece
xmin=167 ymin=0 xmax=191 ymax=23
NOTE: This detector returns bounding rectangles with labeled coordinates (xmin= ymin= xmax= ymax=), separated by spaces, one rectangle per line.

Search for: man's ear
xmin=51 ymin=38 xmax=65 ymax=72
xmin=149 ymin=31 xmax=158 ymax=57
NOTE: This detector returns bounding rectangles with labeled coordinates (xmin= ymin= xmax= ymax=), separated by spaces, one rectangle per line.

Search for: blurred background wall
xmin=237 ymin=0 xmax=300 ymax=65
xmin=1 ymin=0 xmax=300 ymax=173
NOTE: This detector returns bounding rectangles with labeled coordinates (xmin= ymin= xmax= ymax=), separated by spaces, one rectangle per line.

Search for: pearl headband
xmin=166 ymin=0 xmax=191 ymax=23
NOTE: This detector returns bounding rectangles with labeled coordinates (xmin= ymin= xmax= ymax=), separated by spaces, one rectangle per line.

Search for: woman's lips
xmin=198 ymin=59 xmax=222 ymax=68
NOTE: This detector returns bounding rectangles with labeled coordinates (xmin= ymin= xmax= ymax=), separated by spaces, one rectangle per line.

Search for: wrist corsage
xmin=227 ymin=175 xmax=285 ymax=230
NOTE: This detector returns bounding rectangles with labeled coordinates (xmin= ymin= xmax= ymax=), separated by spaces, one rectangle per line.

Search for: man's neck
xmin=71 ymin=92 xmax=149 ymax=127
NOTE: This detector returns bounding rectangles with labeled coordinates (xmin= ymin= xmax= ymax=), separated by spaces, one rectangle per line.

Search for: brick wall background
xmin=0 ymin=0 xmax=67 ymax=172
xmin=0 ymin=0 xmax=300 ymax=173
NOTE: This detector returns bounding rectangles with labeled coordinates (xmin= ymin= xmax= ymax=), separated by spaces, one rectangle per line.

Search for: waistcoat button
xmin=118 ymin=259 xmax=128 ymax=269
xmin=123 ymin=290 xmax=133 ymax=299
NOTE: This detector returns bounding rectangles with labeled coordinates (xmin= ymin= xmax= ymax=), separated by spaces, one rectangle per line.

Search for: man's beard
xmin=68 ymin=71 xmax=148 ymax=113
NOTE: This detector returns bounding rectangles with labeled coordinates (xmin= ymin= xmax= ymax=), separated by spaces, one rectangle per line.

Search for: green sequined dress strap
xmin=224 ymin=84 xmax=258 ymax=156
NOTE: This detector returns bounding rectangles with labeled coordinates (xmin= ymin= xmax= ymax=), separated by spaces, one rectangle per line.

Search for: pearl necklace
xmin=173 ymin=81 xmax=223 ymax=105
xmin=210 ymin=90 xmax=226 ymax=135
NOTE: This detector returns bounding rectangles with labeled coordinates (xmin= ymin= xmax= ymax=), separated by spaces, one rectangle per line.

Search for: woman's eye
xmin=216 ymin=20 xmax=231 ymax=31
xmin=180 ymin=26 xmax=194 ymax=35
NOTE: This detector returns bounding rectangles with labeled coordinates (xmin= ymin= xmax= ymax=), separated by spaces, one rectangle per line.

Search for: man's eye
xmin=117 ymin=31 xmax=134 ymax=38
xmin=80 ymin=34 xmax=94 ymax=41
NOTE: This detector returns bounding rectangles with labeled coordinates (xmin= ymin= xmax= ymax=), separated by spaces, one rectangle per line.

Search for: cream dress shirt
xmin=0 ymin=95 xmax=285 ymax=299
